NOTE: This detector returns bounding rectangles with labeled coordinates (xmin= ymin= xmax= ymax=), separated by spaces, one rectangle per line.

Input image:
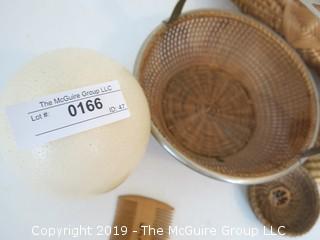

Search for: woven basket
xmin=233 ymin=0 xmax=320 ymax=76
xmin=304 ymin=158 xmax=320 ymax=184
xmin=233 ymin=0 xmax=320 ymax=184
xmin=233 ymin=0 xmax=286 ymax=32
xmin=248 ymin=167 xmax=320 ymax=236
xmin=304 ymin=135 xmax=320 ymax=184
xmin=134 ymin=0 xmax=319 ymax=184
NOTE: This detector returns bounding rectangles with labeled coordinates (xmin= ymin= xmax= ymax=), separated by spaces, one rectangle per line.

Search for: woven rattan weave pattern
xmin=135 ymin=10 xmax=319 ymax=182
xmin=233 ymin=0 xmax=320 ymax=75
xmin=162 ymin=65 xmax=255 ymax=159
xmin=304 ymin=157 xmax=320 ymax=183
xmin=248 ymin=167 xmax=320 ymax=236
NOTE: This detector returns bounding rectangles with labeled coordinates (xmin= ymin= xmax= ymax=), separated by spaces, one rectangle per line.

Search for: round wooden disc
xmin=248 ymin=167 xmax=320 ymax=236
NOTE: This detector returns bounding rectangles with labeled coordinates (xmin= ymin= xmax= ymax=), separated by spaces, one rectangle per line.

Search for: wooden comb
xmin=110 ymin=195 xmax=174 ymax=240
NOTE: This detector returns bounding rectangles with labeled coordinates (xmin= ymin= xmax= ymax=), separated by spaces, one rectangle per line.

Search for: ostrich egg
xmin=0 ymin=48 xmax=150 ymax=196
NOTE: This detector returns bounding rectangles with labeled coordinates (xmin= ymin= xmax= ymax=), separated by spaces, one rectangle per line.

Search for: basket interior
xmin=136 ymin=11 xmax=318 ymax=178
xmin=248 ymin=167 xmax=320 ymax=235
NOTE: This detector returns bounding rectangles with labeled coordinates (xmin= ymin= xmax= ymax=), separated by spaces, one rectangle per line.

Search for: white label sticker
xmin=6 ymin=80 xmax=130 ymax=148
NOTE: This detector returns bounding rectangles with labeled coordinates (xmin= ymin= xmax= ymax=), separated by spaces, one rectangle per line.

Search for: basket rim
xmin=247 ymin=167 xmax=320 ymax=236
xmin=134 ymin=9 xmax=320 ymax=185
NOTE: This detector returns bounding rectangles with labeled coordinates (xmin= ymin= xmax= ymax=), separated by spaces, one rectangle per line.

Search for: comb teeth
xmin=153 ymin=208 xmax=174 ymax=239
xmin=110 ymin=199 xmax=137 ymax=240
xmin=110 ymin=195 xmax=174 ymax=240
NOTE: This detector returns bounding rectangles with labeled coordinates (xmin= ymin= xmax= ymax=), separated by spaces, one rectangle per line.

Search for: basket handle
xmin=301 ymin=146 xmax=320 ymax=158
xmin=167 ymin=0 xmax=187 ymax=24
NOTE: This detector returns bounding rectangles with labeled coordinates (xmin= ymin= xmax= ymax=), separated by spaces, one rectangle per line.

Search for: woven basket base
xmin=162 ymin=64 xmax=255 ymax=159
